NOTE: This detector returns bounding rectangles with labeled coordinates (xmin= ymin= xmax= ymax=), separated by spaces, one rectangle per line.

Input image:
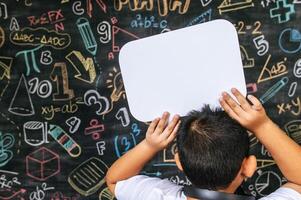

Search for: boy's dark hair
xmin=177 ymin=105 xmax=249 ymax=190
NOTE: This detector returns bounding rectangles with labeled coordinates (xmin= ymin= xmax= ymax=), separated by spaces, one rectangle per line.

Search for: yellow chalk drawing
xmin=218 ymin=0 xmax=254 ymax=15
xmin=0 ymin=56 xmax=12 ymax=80
xmin=68 ymin=157 xmax=107 ymax=196
xmin=114 ymin=0 xmax=191 ymax=17
xmin=257 ymin=54 xmax=288 ymax=83
xmin=240 ymin=46 xmax=255 ymax=68
xmin=66 ymin=51 xmax=96 ymax=83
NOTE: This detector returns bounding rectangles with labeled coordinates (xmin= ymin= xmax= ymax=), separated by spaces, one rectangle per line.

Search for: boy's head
xmin=175 ymin=105 xmax=256 ymax=191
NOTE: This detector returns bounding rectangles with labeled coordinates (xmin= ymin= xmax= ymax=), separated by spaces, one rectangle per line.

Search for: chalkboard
xmin=0 ymin=0 xmax=300 ymax=199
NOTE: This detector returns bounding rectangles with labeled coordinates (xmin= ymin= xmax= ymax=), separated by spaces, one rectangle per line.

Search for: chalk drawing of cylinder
xmin=24 ymin=121 xmax=48 ymax=146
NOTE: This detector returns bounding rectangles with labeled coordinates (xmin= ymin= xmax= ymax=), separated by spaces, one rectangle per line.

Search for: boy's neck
xmin=187 ymin=197 xmax=198 ymax=200
xmin=184 ymin=173 xmax=243 ymax=200
xmin=185 ymin=182 xmax=238 ymax=200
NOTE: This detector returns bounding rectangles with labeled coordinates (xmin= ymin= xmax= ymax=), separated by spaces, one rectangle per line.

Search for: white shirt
xmin=115 ymin=175 xmax=301 ymax=200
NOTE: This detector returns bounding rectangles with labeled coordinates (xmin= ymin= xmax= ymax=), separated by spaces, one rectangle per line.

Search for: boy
xmin=106 ymin=88 xmax=301 ymax=199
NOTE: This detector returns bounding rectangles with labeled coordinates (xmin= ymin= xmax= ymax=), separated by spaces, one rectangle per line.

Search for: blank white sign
xmin=119 ymin=19 xmax=246 ymax=122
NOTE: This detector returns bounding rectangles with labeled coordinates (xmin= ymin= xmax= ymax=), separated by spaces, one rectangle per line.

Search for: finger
xmin=219 ymin=98 xmax=240 ymax=122
xmin=155 ymin=112 xmax=170 ymax=134
xmin=161 ymin=115 xmax=180 ymax=138
xmin=247 ymin=95 xmax=263 ymax=111
xmin=166 ymin=120 xmax=181 ymax=144
xmin=147 ymin=118 xmax=160 ymax=135
xmin=231 ymin=88 xmax=251 ymax=111
xmin=222 ymin=92 xmax=248 ymax=118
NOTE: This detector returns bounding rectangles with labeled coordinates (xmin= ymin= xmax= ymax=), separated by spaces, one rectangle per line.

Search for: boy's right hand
xmin=145 ymin=112 xmax=180 ymax=152
xmin=219 ymin=88 xmax=272 ymax=134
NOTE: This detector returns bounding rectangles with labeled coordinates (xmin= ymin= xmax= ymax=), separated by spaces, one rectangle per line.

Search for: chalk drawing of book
xmin=218 ymin=0 xmax=254 ymax=14
xmin=68 ymin=157 xmax=107 ymax=196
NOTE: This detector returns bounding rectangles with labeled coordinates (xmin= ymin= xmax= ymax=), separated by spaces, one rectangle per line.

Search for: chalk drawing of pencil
xmin=48 ymin=124 xmax=82 ymax=158
xmin=259 ymin=77 xmax=289 ymax=104
xmin=76 ymin=17 xmax=97 ymax=56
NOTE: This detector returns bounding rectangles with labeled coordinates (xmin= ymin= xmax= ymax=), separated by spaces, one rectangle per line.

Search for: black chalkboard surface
xmin=0 ymin=0 xmax=300 ymax=199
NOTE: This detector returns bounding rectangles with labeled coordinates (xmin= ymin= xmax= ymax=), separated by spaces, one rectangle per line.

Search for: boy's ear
xmin=241 ymin=155 xmax=257 ymax=178
xmin=174 ymin=152 xmax=183 ymax=171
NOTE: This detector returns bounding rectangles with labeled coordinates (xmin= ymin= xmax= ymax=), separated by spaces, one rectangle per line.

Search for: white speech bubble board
xmin=119 ymin=19 xmax=246 ymax=122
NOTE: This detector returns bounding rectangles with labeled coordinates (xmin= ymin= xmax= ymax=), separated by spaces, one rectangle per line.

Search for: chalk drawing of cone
xmin=8 ymin=74 xmax=35 ymax=116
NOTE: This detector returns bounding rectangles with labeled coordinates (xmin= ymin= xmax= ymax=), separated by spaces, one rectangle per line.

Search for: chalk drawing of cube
xmin=26 ymin=147 xmax=60 ymax=181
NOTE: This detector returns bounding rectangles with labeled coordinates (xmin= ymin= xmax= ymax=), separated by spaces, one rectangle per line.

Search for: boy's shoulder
xmin=115 ymin=175 xmax=186 ymax=200
xmin=259 ymin=186 xmax=301 ymax=200
xmin=115 ymin=175 xmax=301 ymax=200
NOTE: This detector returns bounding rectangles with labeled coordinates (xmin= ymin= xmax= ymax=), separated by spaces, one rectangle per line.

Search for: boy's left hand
xmin=145 ymin=112 xmax=181 ymax=152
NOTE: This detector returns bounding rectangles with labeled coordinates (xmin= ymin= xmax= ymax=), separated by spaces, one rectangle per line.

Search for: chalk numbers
xmin=97 ymin=21 xmax=111 ymax=44
xmin=293 ymin=59 xmax=301 ymax=78
xmin=28 ymin=78 xmax=52 ymax=98
xmin=235 ymin=21 xmax=262 ymax=35
xmin=272 ymin=58 xmax=287 ymax=75
xmin=50 ymin=63 xmax=74 ymax=101
xmin=253 ymin=35 xmax=269 ymax=56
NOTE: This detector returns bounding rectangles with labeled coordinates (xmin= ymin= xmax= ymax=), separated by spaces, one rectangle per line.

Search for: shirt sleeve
xmin=259 ymin=187 xmax=301 ymax=200
xmin=115 ymin=175 xmax=185 ymax=200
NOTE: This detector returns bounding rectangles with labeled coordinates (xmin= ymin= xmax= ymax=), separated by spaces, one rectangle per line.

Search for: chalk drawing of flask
xmin=76 ymin=17 xmax=97 ymax=56
xmin=23 ymin=121 xmax=49 ymax=146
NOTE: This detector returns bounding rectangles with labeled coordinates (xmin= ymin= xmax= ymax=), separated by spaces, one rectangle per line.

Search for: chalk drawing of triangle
xmin=257 ymin=55 xmax=288 ymax=83
xmin=112 ymin=26 xmax=139 ymax=52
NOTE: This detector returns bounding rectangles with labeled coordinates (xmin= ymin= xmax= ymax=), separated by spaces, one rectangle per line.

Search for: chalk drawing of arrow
xmin=66 ymin=51 xmax=96 ymax=83
xmin=0 ymin=188 xmax=26 ymax=200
